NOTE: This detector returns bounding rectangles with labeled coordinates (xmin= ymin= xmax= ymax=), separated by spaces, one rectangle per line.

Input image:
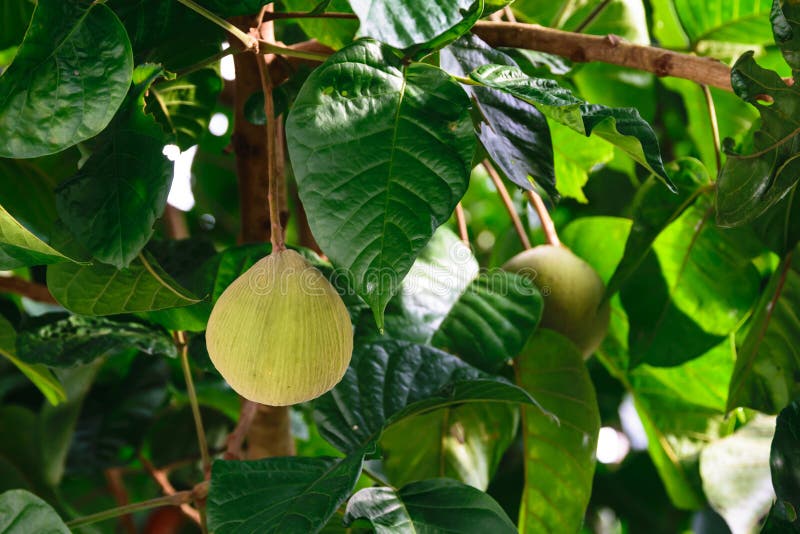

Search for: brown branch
xmin=140 ymin=457 xmax=202 ymax=526
xmin=224 ymin=399 xmax=258 ymax=460
xmin=104 ymin=468 xmax=136 ymax=534
xmin=472 ymin=21 xmax=733 ymax=92
xmin=455 ymin=203 xmax=469 ymax=244
xmin=526 ymin=190 xmax=561 ymax=247
xmin=484 ymin=161 xmax=532 ymax=249
xmin=162 ymin=205 xmax=189 ymax=240
xmin=0 ymin=275 xmax=57 ymax=304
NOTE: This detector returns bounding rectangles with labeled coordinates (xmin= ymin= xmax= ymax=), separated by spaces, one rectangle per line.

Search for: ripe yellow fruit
xmin=206 ymin=249 xmax=353 ymax=405
xmin=503 ymin=245 xmax=609 ymax=358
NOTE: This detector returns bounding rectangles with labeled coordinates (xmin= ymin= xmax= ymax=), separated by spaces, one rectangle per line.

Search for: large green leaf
xmin=606 ymin=158 xmax=711 ymax=297
xmin=0 ymin=489 xmax=69 ymax=533
xmin=699 ymin=415 xmax=776 ymax=533
xmin=313 ymin=340 xmax=539 ymax=453
xmin=56 ymin=64 xmax=172 ymax=268
xmin=717 ymin=52 xmax=800 ymax=227
xmin=675 ymin=0 xmax=773 ymax=53
xmin=516 ymin=330 xmax=600 ymax=534
xmin=432 ymin=271 xmax=542 ymax=373
xmin=0 ymin=0 xmax=33 ymax=50
xmin=0 ymin=315 xmax=64 ymax=406
xmin=286 ymin=40 xmax=475 ymax=327
xmin=207 ymin=450 xmax=365 ymax=534
xmin=16 ymin=314 xmax=176 ymax=368
xmin=47 ymin=251 xmax=199 ymax=316
xmin=0 ymin=0 xmax=133 ymax=158
xmin=344 ymin=479 xmax=517 ymax=533
xmin=380 ymin=402 xmax=518 ymax=490
xmin=728 ymin=249 xmax=800 ymax=413
xmin=146 ymin=67 xmax=222 ymax=151
xmin=0 ymin=205 xmax=75 ymax=270
xmin=349 ymin=0 xmax=483 ymax=54
xmin=769 ymin=400 xmax=800 ymax=529
xmin=282 ymin=0 xmax=357 ymax=49
xmin=440 ymin=34 xmax=556 ymax=198
xmin=471 ymin=64 xmax=674 ymax=190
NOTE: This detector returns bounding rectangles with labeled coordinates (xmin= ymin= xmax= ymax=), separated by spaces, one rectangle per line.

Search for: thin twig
xmin=140 ymin=456 xmax=202 ymax=526
xmin=175 ymin=331 xmax=212 ymax=479
xmin=257 ymin=40 xmax=331 ymax=61
xmin=455 ymin=203 xmax=469 ymax=245
xmin=526 ymin=190 xmax=561 ymax=247
xmin=225 ymin=400 xmax=259 ymax=459
xmin=175 ymin=0 xmax=257 ymax=49
xmin=701 ymin=84 xmax=722 ymax=174
xmin=502 ymin=5 xmax=516 ymax=23
xmin=574 ymin=0 xmax=612 ymax=32
xmin=0 ymin=275 xmax=57 ymax=304
xmin=483 ymin=161 xmax=532 ymax=249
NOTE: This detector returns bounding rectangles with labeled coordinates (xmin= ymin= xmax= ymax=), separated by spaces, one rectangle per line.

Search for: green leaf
xmin=432 ymin=271 xmax=542 ymax=373
xmin=0 ymin=489 xmax=69 ymax=533
xmin=313 ymin=340 xmax=539 ymax=453
xmin=146 ymin=68 xmax=222 ymax=151
xmin=344 ymin=478 xmax=517 ymax=533
xmin=0 ymin=315 xmax=64 ymax=406
xmin=56 ymin=64 xmax=172 ymax=268
xmin=717 ymin=52 xmax=800 ymax=227
xmin=286 ymin=40 xmax=475 ymax=327
xmin=551 ymin=121 xmax=614 ymax=203
xmin=772 ymin=0 xmax=800 ymax=72
xmin=770 ymin=400 xmax=800 ymax=529
xmin=16 ymin=314 xmax=176 ymax=368
xmin=700 ymin=415 xmax=776 ymax=533
xmin=728 ymin=249 xmax=800 ymax=413
xmin=47 ymin=251 xmax=199 ymax=316
xmin=207 ymin=450 xmax=366 ymax=534
xmin=349 ymin=0 xmax=484 ymax=54
xmin=606 ymin=158 xmax=711 ymax=297
xmin=380 ymin=402 xmax=518 ymax=490
xmin=282 ymin=0 xmax=357 ymax=49
xmin=470 ymin=64 xmax=674 ymax=190
xmin=0 ymin=0 xmax=33 ymax=50
xmin=196 ymin=0 xmax=271 ymax=16
xmin=516 ymin=330 xmax=600 ymax=534
xmin=0 ymin=0 xmax=133 ymax=158
xmin=0 ymin=205 xmax=76 ymax=270
xmin=675 ymin=0 xmax=774 ymax=53
xmin=441 ymin=34 xmax=556 ymax=198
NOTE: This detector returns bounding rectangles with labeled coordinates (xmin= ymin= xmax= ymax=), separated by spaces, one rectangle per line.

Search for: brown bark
xmin=0 ymin=276 xmax=57 ymax=304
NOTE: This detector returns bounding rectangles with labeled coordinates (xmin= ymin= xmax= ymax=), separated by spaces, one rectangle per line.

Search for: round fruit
xmin=206 ymin=249 xmax=353 ymax=405
xmin=503 ymin=245 xmax=610 ymax=358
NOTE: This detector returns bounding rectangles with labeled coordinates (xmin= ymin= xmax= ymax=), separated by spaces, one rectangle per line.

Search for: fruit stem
xmin=484 ymin=160 xmax=532 ymax=249
xmin=175 ymin=331 xmax=212 ymax=480
xmin=526 ymin=190 xmax=561 ymax=247
xmin=455 ymin=203 xmax=469 ymax=244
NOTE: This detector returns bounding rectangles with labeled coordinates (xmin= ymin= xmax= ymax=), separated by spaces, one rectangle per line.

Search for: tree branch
xmin=0 ymin=276 xmax=57 ymax=304
xmin=472 ymin=21 xmax=733 ymax=92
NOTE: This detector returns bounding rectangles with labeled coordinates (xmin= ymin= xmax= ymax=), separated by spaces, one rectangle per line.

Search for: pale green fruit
xmin=206 ymin=249 xmax=353 ymax=405
xmin=503 ymin=245 xmax=609 ymax=358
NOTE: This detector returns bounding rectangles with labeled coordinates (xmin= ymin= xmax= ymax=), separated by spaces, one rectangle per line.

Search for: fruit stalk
xmin=484 ymin=160 xmax=532 ymax=249
xmin=526 ymin=189 xmax=561 ymax=247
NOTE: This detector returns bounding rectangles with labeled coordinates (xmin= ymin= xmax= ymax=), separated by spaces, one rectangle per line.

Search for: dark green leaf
xmin=196 ymin=0 xmax=271 ymax=16
xmin=516 ymin=330 xmax=600 ymax=533
xmin=146 ymin=68 xmax=223 ymax=151
xmin=728 ymin=249 xmax=800 ymax=413
xmin=753 ymin=182 xmax=800 ymax=255
xmin=16 ymin=314 xmax=176 ymax=368
xmin=350 ymin=0 xmax=483 ymax=54
xmin=0 ymin=0 xmax=33 ymax=50
xmin=282 ymin=0 xmax=357 ymax=49
xmin=432 ymin=271 xmax=542 ymax=373
xmin=286 ymin=40 xmax=475 ymax=327
xmin=207 ymin=449 xmax=365 ymax=534
xmin=0 ymin=205 xmax=77 ymax=270
xmin=441 ymin=34 xmax=556 ymax=198
xmin=56 ymin=64 xmax=172 ymax=268
xmin=0 ymin=0 xmax=133 ymax=158
xmin=313 ymin=340 xmax=539 ymax=453
xmin=717 ymin=52 xmax=800 ymax=227
xmin=0 ymin=315 xmax=64 ymax=406
xmin=606 ymin=157 xmax=711 ymax=297
xmin=0 ymin=489 xmax=69 ymax=533
xmin=345 ymin=478 xmax=517 ymax=533
xmin=772 ymin=0 xmax=800 ymax=72
xmin=770 ymin=400 xmax=800 ymax=529
xmin=471 ymin=64 xmax=674 ymax=190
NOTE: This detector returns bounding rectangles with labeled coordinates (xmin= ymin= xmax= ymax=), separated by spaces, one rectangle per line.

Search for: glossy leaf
xmin=16 ymin=314 xmax=176 ymax=368
xmin=606 ymin=158 xmax=711 ymax=297
xmin=441 ymin=34 xmax=556 ymax=198
xmin=516 ymin=330 xmax=600 ymax=534
xmin=0 ymin=205 xmax=74 ymax=270
xmin=0 ymin=315 xmax=64 ymax=406
xmin=727 ymin=249 xmax=800 ymax=413
xmin=350 ymin=0 xmax=483 ymax=53
xmin=432 ymin=271 xmax=542 ymax=373
xmin=286 ymin=40 xmax=475 ymax=327
xmin=471 ymin=64 xmax=674 ymax=190
xmin=146 ymin=67 xmax=222 ymax=151
xmin=717 ymin=52 xmax=800 ymax=227
xmin=313 ymin=339 xmax=539 ymax=453
xmin=0 ymin=489 xmax=69 ymax=533
xmin=772 ymin=0 xmax=800 ymax=72
xmin=56 ymin=64 xmax=172 ymax=268
xmin=0 ymin=0 xmax=133 ymax=158
xmin=345 ymin=478 xmax=517 ymax=533
xmin=700 ymin=415 xmax=776 ymax=533
xmin=380 ymin=402 xmax=518 ymax=490
xmin=770 ymin=400 xmax=800 ymax=529
xmin=675 ymin=0 xmax=773 ymax=51
xmin=207 ymin=450 xmax=365 ymax=534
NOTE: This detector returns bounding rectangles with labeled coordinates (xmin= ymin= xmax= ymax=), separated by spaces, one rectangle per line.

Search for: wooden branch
xmin=0 ymin=276 xmax=57 ymax=304
xmin=140 ymin=456 xmax=201 ymax=525
xmin=472 ymin=21 xmax=733 ymax=92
